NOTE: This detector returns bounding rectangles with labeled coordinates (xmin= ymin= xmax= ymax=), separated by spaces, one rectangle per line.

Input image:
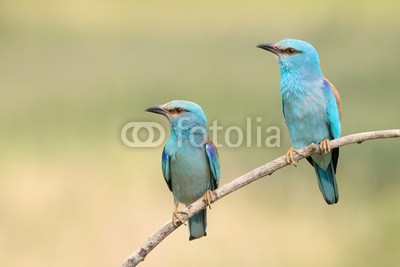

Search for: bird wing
xmin=205 ymin=141 xmax=220 ymax=190
xmin=281 ymin=98 xmax=286 ymax=123
xmin=324 ymin=78 xmax=342 ymax=119
xmin=322 ymin=78 xmax=341 ymax=173
xmin=161 ymin=147 xmax=172 ymax=191
xmin=323 ymin=78 xmax=341 ymax=139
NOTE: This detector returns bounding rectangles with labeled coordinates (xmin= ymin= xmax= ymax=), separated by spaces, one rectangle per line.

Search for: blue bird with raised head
xmin=146 ymin=100 xmax=220 ymax=240
xmin=257 ymin=39 xmax=342 ymax=204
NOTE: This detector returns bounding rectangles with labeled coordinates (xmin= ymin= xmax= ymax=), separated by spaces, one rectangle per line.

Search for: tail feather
xmin=332 ymin=147 xmax=339 ymax=173
xmin=313 ymin=161 xmax=339 ymax=205
xmin=188 ymin=209 xmax=207 ymax=241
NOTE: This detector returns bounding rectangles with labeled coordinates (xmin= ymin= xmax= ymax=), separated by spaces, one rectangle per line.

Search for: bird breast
xmin=170 ymin=148 xmax=211 ymax=205
xmin=283 ymin=86 xmax=330 ymax=149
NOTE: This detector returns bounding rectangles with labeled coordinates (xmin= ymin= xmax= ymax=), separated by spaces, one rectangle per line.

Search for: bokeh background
xmin=1 ymin=1 xmax=400 ymax=266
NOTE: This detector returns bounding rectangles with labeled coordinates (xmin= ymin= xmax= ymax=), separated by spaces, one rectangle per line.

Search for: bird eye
xmin=175 ymin=107 xmax=183 ymax=113
xmin=286 ymin=48 xmax=296 ymax=54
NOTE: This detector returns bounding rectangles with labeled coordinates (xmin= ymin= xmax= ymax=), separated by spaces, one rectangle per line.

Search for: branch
xmin=121 ymin=129 xmax=400 ymax=267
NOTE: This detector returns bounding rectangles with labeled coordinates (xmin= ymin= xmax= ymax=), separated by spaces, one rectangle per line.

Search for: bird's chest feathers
xmin=170 ymin=148 xmax=208 ymax=175
xmin=281 ymin=82 xmax=329 ymax=147
xmin=283 ymin=87 xmax=326 ymax=120
xmin=165 ymin=136 xmax=209 ymax=177
xmin=166 ymin=144 xmax=211 ymax=204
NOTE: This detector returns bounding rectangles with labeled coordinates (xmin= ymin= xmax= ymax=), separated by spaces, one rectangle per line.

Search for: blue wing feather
xmin=161 ymin=147 xmax=172 ymax=191
xmin=205 ymin=141 xmax=220 ymax=190
xmin=322 ymin=79 xmax=341 ymax=139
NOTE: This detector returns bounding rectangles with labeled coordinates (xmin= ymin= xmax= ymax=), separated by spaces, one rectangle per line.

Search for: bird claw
xmin=319 ymin=138 xmax=331 ymax=154
xmin=172 ymin=211 xmax=187 ymax=226
xmin=172 ymin=203 xmax=187 ymax=226
xmin=203 ymin=190 xmax=214 ymax=210
xmin=286 ymin=147 xmax=303 ymax=166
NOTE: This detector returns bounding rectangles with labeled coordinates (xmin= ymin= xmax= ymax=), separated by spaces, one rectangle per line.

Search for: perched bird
xmin=146 ymin=100 xmax=220 ymax=240
xmin=257 ymin=39 xmax=342 ymax=204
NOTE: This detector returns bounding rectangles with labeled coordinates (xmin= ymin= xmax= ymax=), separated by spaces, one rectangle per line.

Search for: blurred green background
xmin=1 ymin=1 xmax=400 ymax=266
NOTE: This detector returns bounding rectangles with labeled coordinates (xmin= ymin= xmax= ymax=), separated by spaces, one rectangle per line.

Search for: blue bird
xmin=146 ymin=100 xmax=220 ymax=240
xmin=257 ymin=39 xmax=342 ymax=204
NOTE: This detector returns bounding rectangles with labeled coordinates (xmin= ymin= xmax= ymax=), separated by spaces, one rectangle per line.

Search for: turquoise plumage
xmin=146 ymin=100 xmax=220 ymax=240
xmin=258 ymin=39 xmax=342 ymax=204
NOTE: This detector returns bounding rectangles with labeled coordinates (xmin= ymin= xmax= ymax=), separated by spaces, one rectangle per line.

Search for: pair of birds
xmin=146 ymin=38 xmax=342 ymax=240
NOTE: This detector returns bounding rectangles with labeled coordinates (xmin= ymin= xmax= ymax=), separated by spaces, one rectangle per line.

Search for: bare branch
xmin=121 ymin=129 xmax=400 ymax=267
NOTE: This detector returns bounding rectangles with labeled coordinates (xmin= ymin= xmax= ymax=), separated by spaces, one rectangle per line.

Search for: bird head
xmin=257 ymin=38 xmax=323 ymax=80
xmin=146 ymin=100 xmax=208 ymax=133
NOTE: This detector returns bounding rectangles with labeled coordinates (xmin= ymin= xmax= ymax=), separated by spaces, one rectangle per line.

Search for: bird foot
xmin=286 ymin=147 xmax=304 ymax=166
xmin=203 ymin=190 xmax=214 ymax=210
xmin=172 ymin=211 xmax=187 ymax=226
xmin=319 ymin=138 xmax=331 ymax=154
xmin=172 ymin=203 xmax=187 ymax=226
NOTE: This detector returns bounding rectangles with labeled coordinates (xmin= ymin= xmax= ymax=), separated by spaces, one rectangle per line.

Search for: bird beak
xmin=145 ymin=105 xmax=167 ymax=116
xmin=257 ymin=43 xmax=280 ymax=55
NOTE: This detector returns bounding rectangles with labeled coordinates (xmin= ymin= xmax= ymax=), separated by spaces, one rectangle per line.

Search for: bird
xmin=146 ymin=100 xmax=220 ymax=240
xmin=257 ymin=38 xmax=342 ymax=204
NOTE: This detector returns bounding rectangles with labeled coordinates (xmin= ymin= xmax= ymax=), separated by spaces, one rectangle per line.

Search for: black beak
xmin=145 ymin=105 xmax=167 ymax=116
xmin=257 ymin=43 xmax=280 ymax=55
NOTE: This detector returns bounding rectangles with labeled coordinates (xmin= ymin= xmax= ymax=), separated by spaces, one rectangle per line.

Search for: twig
xmin=121 ymin=129 xmax=400 ymax=267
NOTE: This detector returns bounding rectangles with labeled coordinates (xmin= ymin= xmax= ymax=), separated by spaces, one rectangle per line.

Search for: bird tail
xmin=313 ymin=161 xmax=339 ymax=205
xmin=188 ymin=208 xmax=207 ymax=241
